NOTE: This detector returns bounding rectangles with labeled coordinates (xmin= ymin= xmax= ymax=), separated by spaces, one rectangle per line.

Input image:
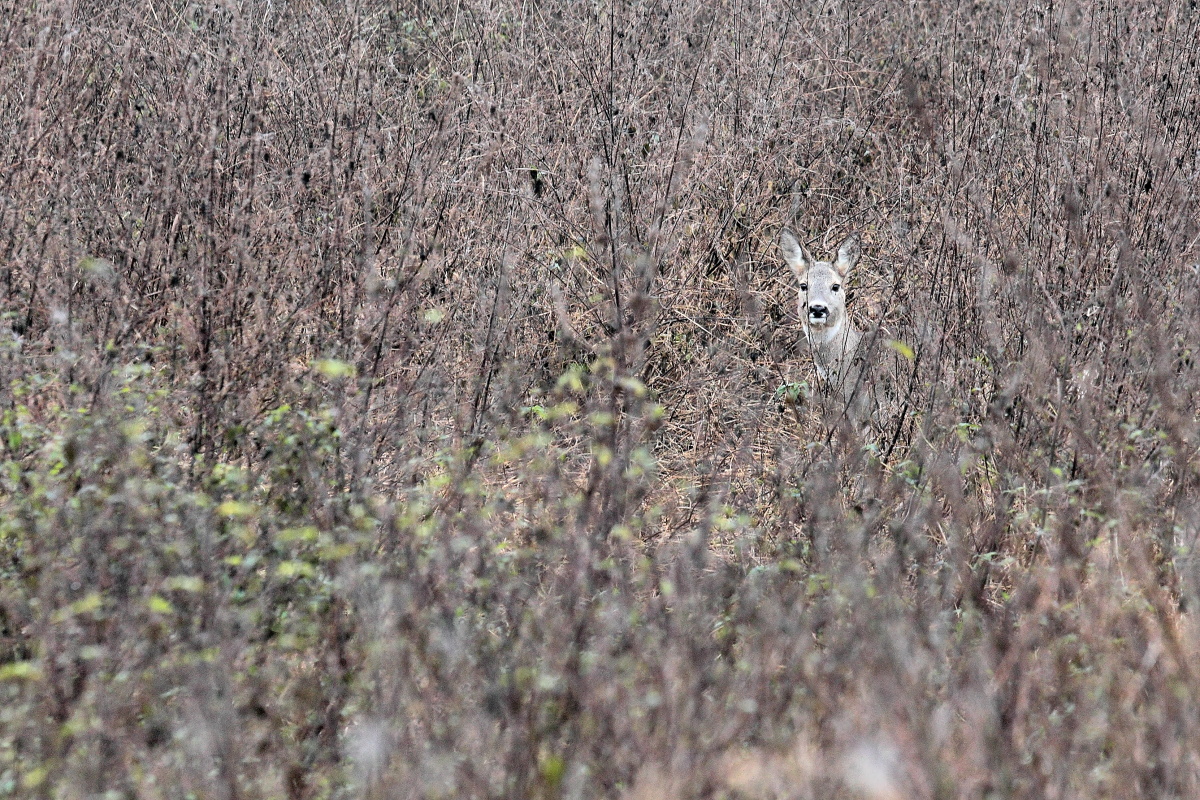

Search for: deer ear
xmin=780 ymin=229 xmax=811 ymax=277
xmin=834 ymin=233 xmax=860 ymax=277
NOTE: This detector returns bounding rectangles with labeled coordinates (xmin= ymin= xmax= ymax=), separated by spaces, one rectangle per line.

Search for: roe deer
xmin=780 ymin=229 xmax=874 ymax=430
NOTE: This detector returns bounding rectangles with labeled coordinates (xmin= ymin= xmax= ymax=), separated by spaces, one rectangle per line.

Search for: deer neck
xmin=805 ymin=316 xmax=861 ymax=382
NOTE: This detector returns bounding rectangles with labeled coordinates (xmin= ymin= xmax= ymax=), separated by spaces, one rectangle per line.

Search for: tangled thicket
xmin=1 ymin=0 xmax=1199 ymax=797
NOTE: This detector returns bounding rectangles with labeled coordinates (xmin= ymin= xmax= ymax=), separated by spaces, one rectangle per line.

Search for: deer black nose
xmin=809 ymin=304 xmax=827 ymax=317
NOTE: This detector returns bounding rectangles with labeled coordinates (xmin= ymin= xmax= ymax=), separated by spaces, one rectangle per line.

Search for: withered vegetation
xmin=1 ymin=1 xmax=1199 ymax=797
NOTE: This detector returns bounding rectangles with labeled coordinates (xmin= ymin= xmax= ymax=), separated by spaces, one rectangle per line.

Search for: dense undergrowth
xmin=1 ymin=0 xmax=1199 ymax=797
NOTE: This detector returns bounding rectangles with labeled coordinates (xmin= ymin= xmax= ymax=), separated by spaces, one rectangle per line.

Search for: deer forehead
xmin=800 ymin=263 xmax=843 ymax=294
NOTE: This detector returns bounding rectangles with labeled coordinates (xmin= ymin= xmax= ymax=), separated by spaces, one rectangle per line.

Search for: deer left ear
xmin=834 ymin=233 xmax=860 ymax=278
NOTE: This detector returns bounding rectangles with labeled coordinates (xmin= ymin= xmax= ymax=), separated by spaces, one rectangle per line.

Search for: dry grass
xmin=1 ymin=0 xmax=1199 ymax=797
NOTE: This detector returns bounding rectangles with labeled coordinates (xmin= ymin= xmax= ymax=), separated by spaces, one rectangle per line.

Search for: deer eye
xmin=799 ymin=283 xmax=808 ymax=292
xmin=832 ymin=284 xmax=841 ymax=292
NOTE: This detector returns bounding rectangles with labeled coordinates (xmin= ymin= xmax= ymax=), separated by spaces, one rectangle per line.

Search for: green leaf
xmin=72 ymin=592 xmax=105 ymax=615
xmin=216 ymin=500 xmax=257 ymax=518
xmin=539 ymin=754 xmax=566 ymax=788
xmin=22 ymin=767 xmax=47 ymax=789
xmin=312 ymin=359 xmax=357 ymax=379
xmin=886 ymin=339 xmax=915 ymax=360
xmin=278 ymin=525 xmax=320 ymax=543
xmin=147 ymin=595 xmax=175 ymax=614
xmin=163 ymin=575 xmax=205 ymax=592
xmin=0 ymin=661 xmax=42 ymax=681
xmin=277 ymin=560 xmax=316 ymax=578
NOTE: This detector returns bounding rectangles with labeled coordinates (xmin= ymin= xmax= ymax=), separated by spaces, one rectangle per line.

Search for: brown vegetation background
xmin=1 ymin=0 xmax=1199 ymax=797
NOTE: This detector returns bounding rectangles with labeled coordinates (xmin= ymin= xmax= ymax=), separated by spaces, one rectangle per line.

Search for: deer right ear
xmin=779 ymin=229 xmax=811 ymax=277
